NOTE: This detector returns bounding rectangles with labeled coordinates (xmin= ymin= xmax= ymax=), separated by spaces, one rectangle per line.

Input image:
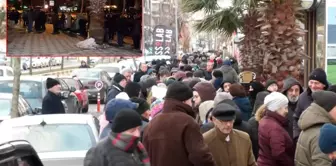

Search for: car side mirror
xmin=61 ymin=91 xmax=70 ymax=99
xmin=70 ymin=86 xmax=76 ymax=92
xmin=33 ymin=108 xmax=42 ymax=115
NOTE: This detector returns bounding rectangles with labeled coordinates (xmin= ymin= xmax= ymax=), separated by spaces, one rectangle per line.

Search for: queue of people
xmin=39 ymin=53 xmax=336 ymax=166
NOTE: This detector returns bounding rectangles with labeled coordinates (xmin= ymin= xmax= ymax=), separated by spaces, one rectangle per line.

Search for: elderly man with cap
xmin=319 ymin=123 xmax=336 ymax=161
xmin=42 ymin=77 xmax=65 ymax=114
xmin=257 ymin=92 xmax=294 ymax=166
xmin=106 ymin=73 xmax=127 ymax=103
xmin=203 ymin=101 xmax=256 ymax=166
xmin=143 ymin=81 xmax=215 ymax=166
xmin=84 ymin=109 xmax=150 ymax=166
xmin=295 ymin=91 xmax=336 ymax=166
xmin=293 ymin=68 xmax=329 ymax=142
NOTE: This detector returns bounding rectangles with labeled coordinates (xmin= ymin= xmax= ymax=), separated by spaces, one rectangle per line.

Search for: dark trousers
xmin=117 ymin=32 xmax=124 ymax=46
xmin=53 ymin=23 xmax=59 ymax=33
xmin=132 ymin=35 xmax=141 ymax=49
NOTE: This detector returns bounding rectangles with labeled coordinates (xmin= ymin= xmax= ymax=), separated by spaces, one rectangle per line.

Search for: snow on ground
xmin=76 ymin=38 xmax=99 ymax=49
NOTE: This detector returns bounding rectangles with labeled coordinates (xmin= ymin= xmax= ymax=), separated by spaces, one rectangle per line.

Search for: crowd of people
xmin=41 ymin=53 xmax=336 ymax=166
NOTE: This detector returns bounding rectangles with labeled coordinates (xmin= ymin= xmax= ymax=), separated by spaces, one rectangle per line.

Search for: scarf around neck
xmin=110 ymin=132 xmax=150 ymax=166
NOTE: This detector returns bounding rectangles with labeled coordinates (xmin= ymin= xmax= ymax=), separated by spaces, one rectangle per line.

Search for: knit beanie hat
xmin=46 ymin=78 xmax=60 ymax=89
xmin=265 ymin=80 xmax=278 ymax=89
xmin=113 ymin=73 xmax=126 ymax=83
xmin=130 ymin=98 xmax=150 ymax=115
xmin=193 ymin=82 xmax=216 ymax=101
xmin=125 ymin=82 xmax=141 ymax=98
xmin=312 ymin=91 xmax=336 ymax=112
xmin=164 ymin=77 xmax=176 ymax=86
xmin=309 ymin=68 xmax=328 ymax=89
xmin=319 ymin=123 xmax=336 ymax=154
xmin=105 ymin=99 xmax=138 ymax=122
xmin=150 ymin=99 xmax=164 ymax=118
xmin=112 ymin=109 xmax=142 ymax=133
xmin=264 ymin=92 xmax=289 ymax=112
xmin=214 ymin=92 xmax=233 ymax=106
xmin=166 ymin=81 xmax=193 ymax=101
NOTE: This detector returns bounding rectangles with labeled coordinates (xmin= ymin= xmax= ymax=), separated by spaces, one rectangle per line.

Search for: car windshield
xmin=9 ymin=124 xmax=95 ymax=153
xmin=73 ymin=70 xmax=100 ymax=78
xmin=95 ymin=66 xmax=120 ymax=73
xmin=0 ymin=81 xmax=42 ymax=99
xmin=0 ymin=99 xmax=11 ymax=116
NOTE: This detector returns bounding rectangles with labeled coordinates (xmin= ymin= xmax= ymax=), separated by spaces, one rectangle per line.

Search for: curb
xmin=41 ymin=69 xmax=74 ymax=76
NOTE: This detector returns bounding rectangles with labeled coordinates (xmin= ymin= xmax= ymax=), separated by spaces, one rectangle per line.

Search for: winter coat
xmin=251 ymin=91 xmax=269 ymax=116
xmin=106 ymin=84 xmax=123 ymax=103
xmin=293 ymin=90 xmax=313 ymax=141
xmin=203 ymin=128 xmax=257 ymax=166
xmin=281 ymin=77 xmax=303 ymax=139
xmin=233 ymin=97 xmax=252 ymax=121
xmin=294 ymin=103 xmax=336 ymax=166
xmin=248 ymin=105 xmax=266 ymax=160
xmin=219 ymin=65 xmax=239 ymax=84
xmin=41 ymin=91 xmax=65 ymax=114
xmin=257 ymin=110 xmax=294 ymax=166
xmin=142 ymin=98 xmax=215 ymax=166
xmin=84 ymin=134 xmax=146 ymax=166
xmin=133 ymin=71 xmax=147 ymax=83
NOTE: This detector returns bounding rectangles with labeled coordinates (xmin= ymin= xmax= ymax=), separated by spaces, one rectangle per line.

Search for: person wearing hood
xmin=293 ymin=68 xmax=329 ymax=142
xmin=199 ymin=100 xmax=215 ymax=125
xmin=258 ymin=92 xmax=294 ymax=166
xmin=211 ymin=70 xmax=223 ymax=90
xmin=143 ymin=81 xmax=215 ymax=166
xmin=219 ymin=59 xmax=239 ymax=84
xmin=133 ymin=63 xmax=148 ymax=82
xmin=42 ymin=78 xmax=65 ymax=114
xmin=193 ymin=82 xmax=217 ymax=124
xmin=249 ymin=81 xmax=265 ymax=109
xmin=265 ymin=79 xmax=279 ymax=92
xmin=281 ymin=77 xmax=303 ymax=138
xmin=106 ymin=73 xmax=127 ymax=103
xmin=203 ymin=102 xmax=257 ymax=166
xmin=99 ymin=98 xmax=138 ymax=140
xmin=295 ymin=91 xmax=336 ymax=166
xmin=230 ymin=83 xmax=253 ymax=121
xmin=84 ymin=109 xmax=150 ymax=166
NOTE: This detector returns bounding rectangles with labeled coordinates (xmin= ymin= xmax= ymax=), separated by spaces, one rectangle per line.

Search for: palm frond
xmin=181 ymin=0 xmax=219 ymax=14
xmin=193 ymin=7 xmax=243 ymax=37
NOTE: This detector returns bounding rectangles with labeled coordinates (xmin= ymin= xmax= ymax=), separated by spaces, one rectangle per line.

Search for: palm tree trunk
xmin=61 ymin=56 xmax=64 ymax=70
xmin=11 ymin=57 xmax=21 ymax=118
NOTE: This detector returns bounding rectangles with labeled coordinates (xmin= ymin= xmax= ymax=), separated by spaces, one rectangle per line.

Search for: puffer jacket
xmin=295 ymin=103 xmax=336 ymax=166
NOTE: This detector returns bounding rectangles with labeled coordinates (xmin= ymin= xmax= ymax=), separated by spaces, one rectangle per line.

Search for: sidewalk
xmin=7 ymin=24 xmax=142 ymax=57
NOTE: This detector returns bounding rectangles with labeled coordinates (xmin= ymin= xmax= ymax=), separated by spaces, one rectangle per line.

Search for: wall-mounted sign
xmin=153 ymin=25 xmax=174 ymax=55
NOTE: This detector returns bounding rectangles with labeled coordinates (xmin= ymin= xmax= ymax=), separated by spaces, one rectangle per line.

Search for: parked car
xmin=0 ymin=140 xmax=44 ymax=166
xmin=0 ymin=114 xmax=99 ymax=166
xmin=71 ymin=68 xmax=112 ymax=103
xmin=0 ymin=76 xmax=81 ymax=114
xmin=94 ymin=63 xmax=121 ymax=77
xmin=31 ymin=58 xmax=42 ymax=68
xmin=0 ymin=93 xmax=34 ymax=122
xmin=0 ymin=66 xmax=14 ymax=77
xmin=60 ymin=76 xmax=89 ymax=113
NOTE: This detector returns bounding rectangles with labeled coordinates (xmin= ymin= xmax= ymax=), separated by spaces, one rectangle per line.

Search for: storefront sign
xmin=153 ymin=25 xmax=174 ymax=55
xmin=143 ymin=0 xmax=178 ymax=58
xmin=326 ymin=0 xmax=336 ymax=83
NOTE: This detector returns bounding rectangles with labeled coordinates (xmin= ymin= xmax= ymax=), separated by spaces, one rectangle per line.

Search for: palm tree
xmin=182 ymin=0 xmax=306 ymax=83
xmin=88 ymin=0 xmax=106 ymax=44
xmin=11 ymin=57 xmax=21 ymax=118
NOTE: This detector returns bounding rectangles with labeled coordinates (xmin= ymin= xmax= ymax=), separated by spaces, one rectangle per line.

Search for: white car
xmin=31 ymin=58 xmax=42 ymax=68
xmin=0 ymin=66 xmax=14 ymax=77
xmin=0 ymin=114 xmax=100 ymax=166
xmin=94 ymin=63 xmax=121 ymax=77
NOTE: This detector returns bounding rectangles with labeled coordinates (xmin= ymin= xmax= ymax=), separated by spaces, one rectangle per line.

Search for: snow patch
xmin=76 ymin=38 xmax=99 ymax=49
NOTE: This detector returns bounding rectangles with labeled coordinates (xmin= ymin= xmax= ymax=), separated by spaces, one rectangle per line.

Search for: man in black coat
xmin=41 ymin=78 xmax=65 ymax=114
xmin=133 ymin=63 xmax=148 ymax=82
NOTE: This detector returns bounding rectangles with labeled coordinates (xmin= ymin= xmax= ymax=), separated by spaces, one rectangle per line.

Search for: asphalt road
xmin=21 ymin=59 xmax=81 ymax=74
